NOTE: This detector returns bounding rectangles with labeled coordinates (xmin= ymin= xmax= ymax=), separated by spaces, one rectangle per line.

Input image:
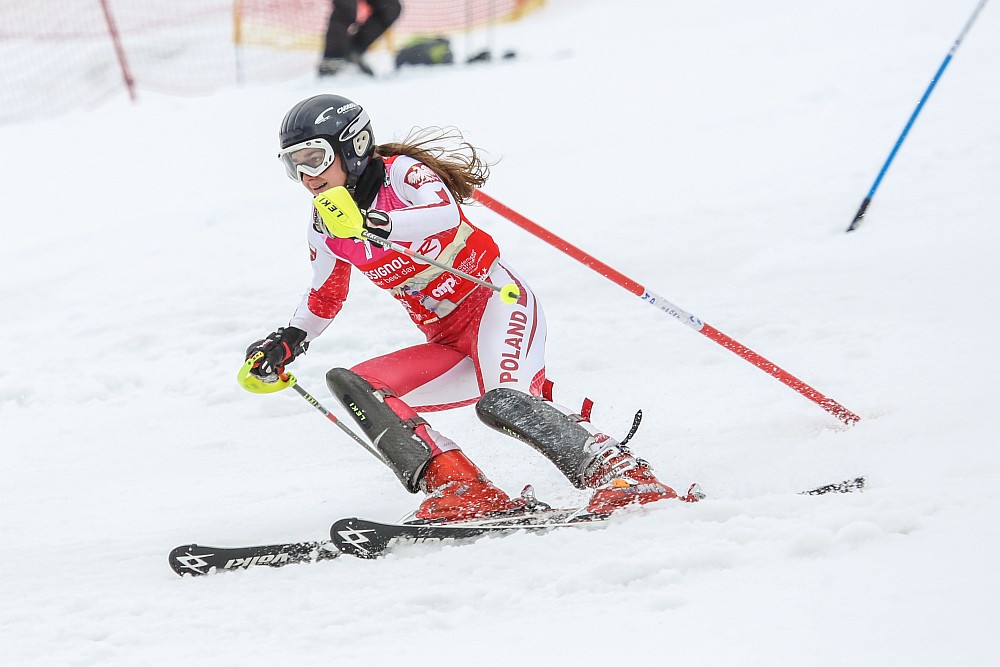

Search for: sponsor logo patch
xmin=416 ymin=237 xmax=443 ymax=259
xmin=404 ymin=163 xmax=443 ymax=188
xmin=224 ymin=553 xmax=291 ymax=569
xmin=362 ymin=255 xmax=418 ymax=283
xmin=499 ymin=310 xmax=529 ymax=384
xmin=314 ymin=106 xmax=336 ymax=124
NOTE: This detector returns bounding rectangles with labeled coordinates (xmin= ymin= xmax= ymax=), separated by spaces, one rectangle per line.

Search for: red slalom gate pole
xmin=472 ymin=190 xmax=860 ymax=426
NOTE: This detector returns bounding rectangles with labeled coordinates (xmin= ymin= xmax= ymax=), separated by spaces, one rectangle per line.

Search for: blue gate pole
xmin=847 ymin=0 xmax=990 ymax=232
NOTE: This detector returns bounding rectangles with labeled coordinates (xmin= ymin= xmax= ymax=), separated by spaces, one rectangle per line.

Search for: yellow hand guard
xmin=313 ymin=186 xmax=365 ymax=239
xmin=237 ymin=352 xmax=297 ymax=394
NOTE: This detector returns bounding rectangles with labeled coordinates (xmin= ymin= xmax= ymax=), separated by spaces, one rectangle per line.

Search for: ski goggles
xmin=278 ymin=138 xmax=337 ymax=181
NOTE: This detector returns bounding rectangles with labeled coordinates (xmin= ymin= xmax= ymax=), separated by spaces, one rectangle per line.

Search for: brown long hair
xmin=375 ymin=127 xmax=492 ymax=202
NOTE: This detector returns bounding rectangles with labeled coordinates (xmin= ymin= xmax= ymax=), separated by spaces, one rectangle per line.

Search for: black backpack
xmin=395 ymin=37 xmax=454 ymax=69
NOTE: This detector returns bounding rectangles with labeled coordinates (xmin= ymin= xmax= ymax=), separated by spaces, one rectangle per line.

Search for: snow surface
xmin=2 ymin=0 xmax=999 ymax=664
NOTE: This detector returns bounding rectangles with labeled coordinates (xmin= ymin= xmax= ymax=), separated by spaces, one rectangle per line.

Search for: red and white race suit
xmin=288 ymin=155 xmax=547 ymax=434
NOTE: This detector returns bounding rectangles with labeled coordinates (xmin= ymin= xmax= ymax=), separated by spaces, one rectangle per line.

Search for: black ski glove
xmin=363 ymin=209 xmax=392 ymax=241
xmin=245 ymin=326 xmax=309 ymax=381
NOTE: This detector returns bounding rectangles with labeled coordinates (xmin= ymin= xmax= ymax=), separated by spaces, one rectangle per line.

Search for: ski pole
xmin=846 ymin=0 xmax=990 ymax=232
xmin=472 ymin=190 xmax=860 ymax=426
xmin=360 ymin=230 xmax=521 ymax=304
xmin=282 ymin=373 xmax=389 ymax=465
xmin=237 ymin=352 xmax=387 ymax=464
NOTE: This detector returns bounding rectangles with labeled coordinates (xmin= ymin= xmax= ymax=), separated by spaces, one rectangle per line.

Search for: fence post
xmin=98 ymin=0 xmax=136 ymax=102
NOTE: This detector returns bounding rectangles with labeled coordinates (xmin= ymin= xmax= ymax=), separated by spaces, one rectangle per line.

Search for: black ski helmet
xmin=278 ymin=94 xmax=374 ymax=178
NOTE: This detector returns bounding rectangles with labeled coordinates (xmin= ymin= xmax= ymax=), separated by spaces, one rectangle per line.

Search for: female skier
xmin=245 ymin=94 xmax=693 ymax=520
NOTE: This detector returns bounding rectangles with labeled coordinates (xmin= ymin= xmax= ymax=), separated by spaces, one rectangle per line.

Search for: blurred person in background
xmin=319 ymin=0 xmax=402 ymax=77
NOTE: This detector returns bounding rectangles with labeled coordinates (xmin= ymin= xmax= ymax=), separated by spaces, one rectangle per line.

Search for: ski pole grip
xmin=237 ymin=352 xmax=297 ymax=394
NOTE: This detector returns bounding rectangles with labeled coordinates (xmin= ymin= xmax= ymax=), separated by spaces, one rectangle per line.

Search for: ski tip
xmin=331 ymin=518 xmax=390 ymax=559
xmin=800 ymin=476 xmax=866 ymax=496
xmin=168 ymin=544 xmax=214 ymax=577
xmin=168 ymin=540 xmax=341 ymax=576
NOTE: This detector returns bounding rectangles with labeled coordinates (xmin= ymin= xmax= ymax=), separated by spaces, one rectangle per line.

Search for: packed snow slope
xmin=1 ymin=1 xmax=998 ymax=665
